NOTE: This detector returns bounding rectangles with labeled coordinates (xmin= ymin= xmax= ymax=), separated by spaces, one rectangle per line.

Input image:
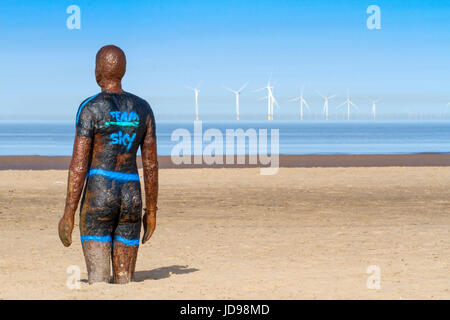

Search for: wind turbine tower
xmin=256 ymin=78 xmax=279 ymax=120
xmin=224 ymin=82 xmax=248 ymax=120
xmin=317 ymin=91 xmax=336 ymax=121
xmin=337 ymin=90 xmax=358 ymax=120
xmin=289 ymin=86 xmax=310 ymax=120
xmin=187 ymin=85 xmax=200 ymax=120
xmin=269 ymin=85 xmax=279 ymax=120
xmin=369 ymin=98 xmax=381 ymax=120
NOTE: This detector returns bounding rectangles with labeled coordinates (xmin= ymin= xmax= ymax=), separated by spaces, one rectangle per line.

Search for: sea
xmin=0 ymin=120 xmax=449 ymax=156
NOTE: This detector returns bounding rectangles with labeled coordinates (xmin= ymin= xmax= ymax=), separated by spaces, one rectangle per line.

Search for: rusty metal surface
xmin=112 ymin=241 xmax=139 ymax=284
xmin=58 ymin=45 xmax=158 ymax=284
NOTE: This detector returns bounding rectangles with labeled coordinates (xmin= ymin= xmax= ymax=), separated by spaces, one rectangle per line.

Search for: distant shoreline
xmin=1 ymin=154 xmax=449 ymax=170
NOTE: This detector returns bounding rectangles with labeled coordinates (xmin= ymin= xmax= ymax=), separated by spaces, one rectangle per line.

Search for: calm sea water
xmin=0 ymin=121 xmax=449 ymax=156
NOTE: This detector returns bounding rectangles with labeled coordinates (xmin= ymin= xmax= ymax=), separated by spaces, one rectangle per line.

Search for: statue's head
xmin=95 ymin=45 xmax=126 ymax=88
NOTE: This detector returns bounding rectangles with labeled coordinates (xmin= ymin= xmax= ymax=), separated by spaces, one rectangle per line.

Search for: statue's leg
xmin=81 ymin=237 xmax=112 ymax=284
xmin=112 ymin=181 xmax=142 ymax=284
xmin=112 ymin=239 xmax=139 ymax=283
xmin=79 ymin=176 xmax=120 ymax=284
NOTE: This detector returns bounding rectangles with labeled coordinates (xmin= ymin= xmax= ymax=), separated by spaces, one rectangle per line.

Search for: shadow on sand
xmin=134 ymin=265 xmax=199 ymax=282
xmin=79 ymin=265 xmax=199 ymax=283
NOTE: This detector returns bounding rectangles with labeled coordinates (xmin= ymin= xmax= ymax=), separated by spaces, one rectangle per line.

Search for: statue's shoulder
xmin=125 ymin=92 xmax=150 ymax=106
xmin=124 ymin=92 xmax=154 ymax=116
xmin=79 ymin=93 xmax=102 ymax=108
xmin=76 ymin=93 xmax=102 ymax=124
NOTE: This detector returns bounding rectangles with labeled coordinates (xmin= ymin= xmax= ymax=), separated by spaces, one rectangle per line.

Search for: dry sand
xmin=0 ymin=167 xmax=449 ymax=299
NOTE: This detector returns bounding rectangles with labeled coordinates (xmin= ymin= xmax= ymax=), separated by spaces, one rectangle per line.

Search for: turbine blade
xmin=336 ymin=102 xmax=346 ymax=109
xmin=316 ymin=90 xmax=325 ymax=99
xmin=253 ymin=87 xmax=266 ymax=92
xmin=273 ymin=98 xmax=280 ymax=108
xmin=223 ymin=86 xmax=236 ymax=93
xmin=303 ymin=98 xmax=310 ymax=109
xmin=238 ymin=81 xmax=249 ymax=92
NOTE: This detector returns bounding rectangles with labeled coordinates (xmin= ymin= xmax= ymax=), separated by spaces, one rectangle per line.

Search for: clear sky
xmin=0 ymin=0 xmax=449 ymax=120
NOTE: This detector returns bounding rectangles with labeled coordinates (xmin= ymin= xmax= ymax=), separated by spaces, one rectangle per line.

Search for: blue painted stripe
xmin=105 ymin=121 xmax=139 ymax=127
xmin=76 ymin=94 xmax=100 ymax=125
xmin=87 ymin=169 xmax=140 ymax=181
xmin=114 ymin=235 xmax=140 ymax=246
xmin=80 ymin=235 xmax=112 ymax=244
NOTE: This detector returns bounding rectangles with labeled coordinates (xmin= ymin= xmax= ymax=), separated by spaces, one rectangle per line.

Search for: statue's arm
xmin=141 ymin=114 xmax=158 ymax=244
xmin=58 ymin=135 xmax=92 ymax=247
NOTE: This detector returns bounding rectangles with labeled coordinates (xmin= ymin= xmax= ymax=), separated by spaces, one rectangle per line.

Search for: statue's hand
xmin=58 ymin=214 xmax=74 ymax=247
xmin=142 ymin=208 xmax=156 ymax=244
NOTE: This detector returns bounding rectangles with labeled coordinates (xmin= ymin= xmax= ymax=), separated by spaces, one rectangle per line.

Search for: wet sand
xmin=1 ymin=153 xmax=450 ymax=170
xmin=0 ymin=167 xmax=449 ymax=299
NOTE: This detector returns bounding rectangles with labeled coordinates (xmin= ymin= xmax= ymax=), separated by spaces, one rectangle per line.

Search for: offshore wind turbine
xmin=269 ymin=85 xmax=280 ymax=120
xmin=337 ymin=90 xmax=358 ymax=120
xmin=316 ymin=91 xmax=336 ymax=120
xmin=255 ymin=78 xmax=279 ymax=120
xmin=187 ymin=84 xmax=200 ymax=120
xmin=289 ymin=85 xmax=310 ymax=120
xmin=369 ymin=98 xmax=381 ymax=120
xmin=223 ymin=82 xmax=248 ymax=120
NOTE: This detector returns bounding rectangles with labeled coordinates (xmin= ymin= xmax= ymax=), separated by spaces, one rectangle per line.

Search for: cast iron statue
xmin=58 ymin=45 xmax=158 ymax=284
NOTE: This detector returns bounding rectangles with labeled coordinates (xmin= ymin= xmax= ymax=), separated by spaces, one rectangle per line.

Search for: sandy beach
xmin=0 ymin=166 xmax=449 ymax=299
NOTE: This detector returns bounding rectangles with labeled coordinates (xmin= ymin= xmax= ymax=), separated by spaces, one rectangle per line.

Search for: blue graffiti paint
xmin=114 ymin=235 xmax=140 ymax=246
xmin=109 ymin=111 xmax=139 ymax=122
xmin=105 ymin=121 xmax=139 ymax=127
xmin=87 ymin=169 xmax=140 ymax=181
xmin=76 ymin=94 xmax=100 ymax=125
xmin=110 ymin=132 xmax=120 ymax=144
xmin=110 ymin=131 xmax=136 ymax=151
xmin=80 ymin=235 xmax=112 ymax=244
xmin=126 ymin=133 xmax=136 ymax=150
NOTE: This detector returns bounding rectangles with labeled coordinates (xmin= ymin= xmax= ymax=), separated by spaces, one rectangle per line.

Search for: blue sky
xmin=0 ymin=0 xmax=449 ymax=120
